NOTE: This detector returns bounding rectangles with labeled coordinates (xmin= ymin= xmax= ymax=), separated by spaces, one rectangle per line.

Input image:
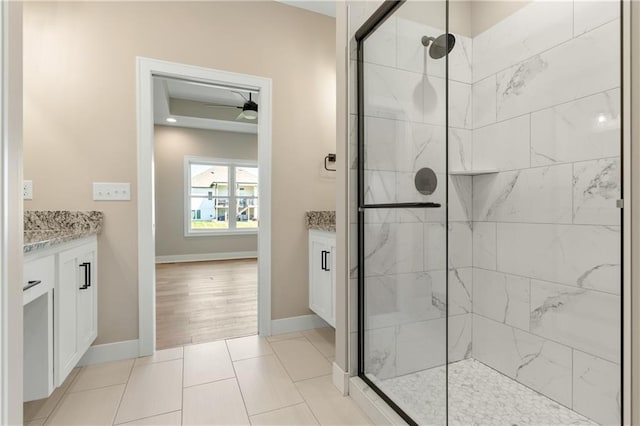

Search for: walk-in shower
xmin=352 ymin=0 xmax=624 ymax=424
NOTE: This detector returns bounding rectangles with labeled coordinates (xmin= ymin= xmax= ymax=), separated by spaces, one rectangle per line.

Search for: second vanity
xmin=23 ymin=211 xmax=103 ymax=401
xmin=305 ymin=211 xmax=336 ymax=328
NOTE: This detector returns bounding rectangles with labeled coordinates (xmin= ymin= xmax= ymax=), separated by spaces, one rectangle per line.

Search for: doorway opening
xmin=137 ymin=58 xmax=272 ymax=356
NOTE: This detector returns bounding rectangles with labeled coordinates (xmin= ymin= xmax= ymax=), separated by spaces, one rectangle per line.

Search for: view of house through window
xmin=187 ymin=158 xmax=258 ymax=233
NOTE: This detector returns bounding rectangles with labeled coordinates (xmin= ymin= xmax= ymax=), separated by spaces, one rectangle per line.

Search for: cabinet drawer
xmin=23 ymin=255 xmax=55 ymax=305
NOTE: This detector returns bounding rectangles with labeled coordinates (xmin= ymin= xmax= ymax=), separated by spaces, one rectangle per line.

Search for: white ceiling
xmin=275 ymin=0 xmax=336 ymax=18
xmin=153 ymin=77 xmax=259 ymax=134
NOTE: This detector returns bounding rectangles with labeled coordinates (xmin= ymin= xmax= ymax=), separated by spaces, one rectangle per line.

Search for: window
xmin=185 ymin=157 xmax=258 ymax=235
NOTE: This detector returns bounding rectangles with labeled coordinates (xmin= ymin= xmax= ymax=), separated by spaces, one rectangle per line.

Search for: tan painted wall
xmin=23 ymin=1 xmax=336 ymax=345
xmin=154 ymin=125 xmax=258 ymax=258
xmin=469 ymin=0 xmax=530 ymax=36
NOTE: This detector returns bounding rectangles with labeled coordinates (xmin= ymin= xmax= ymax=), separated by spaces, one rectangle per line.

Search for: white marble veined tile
xmin=364 ymin=63 xmax=425 ymax=122
xmin=363 ymin=16 xmax=396 ymax=68
xmin=364 ymin=116 xmax=401 ymax=172
xmin=472 ymin=75 xmax=496 ymax=129
xmin=448 ymin=314 xmax=472 ymax=363
xmin=423 ymin=74 xmax=447 ymax=126
xmin=574 ymin=0 xmax=620 ymax=36
xmin=497 ymin=223 xmax=620 ymax=294
xmin=396 ymin=318 xmax=446 ymax=376
xmin=448 ymin=175 xmax=472 ymax=222
xmin=364 ymin=327 xmax=397 ymax=380
xmin=473 ymin=164 xmax=573 ymax=224
xmin=396 ymin=18 xmax=442 ymax=76
xmin=363 ymin=222 xmax=424 ymax=277
xmin=530 ymin=279 xmax=620 ymax=363
xmin=573 ymin=350 xmax=621 ymax=425
xmin=573 ymin=158 xmax=621 ymax=226
xmin=363 ymin=170 xmax=395 ymax=205
xmin=449 ymin=81 xmax=472 ymax=130
xmin=448 ymin=128 xmax=472 ymax=172
xmin=424 ymin=223 xmax=446 ymax=271
xmin=348 ymin=1 xmax=385 ymax=40
xmin=473 ymin=269 xmax=530 ymax=331
xmin=530 ymin=89 xmax=620 ymax=166
xmin=397 ymin=122 xmax=446 ymax=174
xmin=448 ymin=268 xmax=472 ymax=316
xmin=448 ymin=222 xmax=472 ymax=269
xmin=364 ymin=272 xmax=443 ymax=330
xmin=396 ymin=18 xmax=471 ymax=84
xmin=472 ymin=115 xmax=530 ymax=171
xmin=472 ymin=222 xmax=496 ymax=271
xmin=396 ymin=171 xmax=445 ymax=206
xmin=472 ymin=314 xmax=573 ymax=407
xmin=496 ymin=20 xmax=620 ymax=121
xmin=472 ymin=0 xmax=573 ymax=83
xmin=448 ymin=35 xmax=472 ymax=84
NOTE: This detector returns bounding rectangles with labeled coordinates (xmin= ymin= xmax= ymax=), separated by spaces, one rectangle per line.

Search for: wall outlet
xmin=23 ymin=180 xmax=33 ymax=200
xmin=93 ymin=182 xmax=131 ymax=201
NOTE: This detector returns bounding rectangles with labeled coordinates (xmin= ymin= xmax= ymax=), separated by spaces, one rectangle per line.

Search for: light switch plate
xmin=23 ymin=180 xmax=33 ymax=200
xmin=93 ymin=182 xmax=131 ymax=201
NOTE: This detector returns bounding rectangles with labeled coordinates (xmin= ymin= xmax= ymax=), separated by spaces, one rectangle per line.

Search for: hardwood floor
xmin=155 ymin=259 xmax=257 ymax=350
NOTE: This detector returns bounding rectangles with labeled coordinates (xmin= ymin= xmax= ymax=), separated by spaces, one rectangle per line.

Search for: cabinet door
xmin=76 ymin=246 xmax=97 ymax=355
xmin=56 ymin=248 xmax=81 ymax=385
xmin=309 ymin=235 xmax=333 ymax=325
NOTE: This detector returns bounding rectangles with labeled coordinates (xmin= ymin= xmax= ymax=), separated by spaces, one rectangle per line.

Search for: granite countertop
xmin=305 ymin=211 xmax=336 ymax=232
xmin=24 ymin=211 xmax=104 ymax=253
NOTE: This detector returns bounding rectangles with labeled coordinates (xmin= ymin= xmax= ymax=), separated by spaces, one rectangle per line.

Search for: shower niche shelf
xmin=449 ymin=169 xmax=498 ymax=176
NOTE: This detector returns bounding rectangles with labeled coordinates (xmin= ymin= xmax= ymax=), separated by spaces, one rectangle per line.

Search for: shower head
xmin=421 ymin=33 xmax=456 ymax=59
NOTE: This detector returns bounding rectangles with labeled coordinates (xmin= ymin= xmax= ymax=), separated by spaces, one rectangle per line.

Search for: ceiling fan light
xmin=243 ymin=110 xmax=258 ymax=120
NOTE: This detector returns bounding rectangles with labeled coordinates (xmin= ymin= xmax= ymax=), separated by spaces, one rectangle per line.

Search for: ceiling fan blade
xmin=204 ymin=104 xmax=242 ymax=109
xmin=236 ymin=111 xmax=246 ymax=121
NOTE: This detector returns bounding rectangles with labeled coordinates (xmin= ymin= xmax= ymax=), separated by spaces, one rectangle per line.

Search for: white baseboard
xmin=155 ymin=251 xmax=258 ymax=264
xmin=78 ymin=339 xmax=140 ymax=367
xmin=349 ymin=376 xmax=407 ymax=425
xmin=332 ymin=361 xmax=349 ymax=396
xmin=270 ymin=314 xmax=329 ymax=335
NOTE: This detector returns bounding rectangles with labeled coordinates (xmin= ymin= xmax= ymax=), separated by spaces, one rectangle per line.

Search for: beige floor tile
xmin=270 ymin=338 xmax=331 ymax=382
xmin=183 ymin=340 xmax=235 ymax=387
xmin=23 ymin=368 xmax=80 ymax=422
xmin=182 ymin=378 xmax=249 ymax=425
xmin=302 ymin=328 xmax=335 ymax=359
xmin=226 ymin=335 xmax=273 ymax=361
xmin=45 ymin=384 xmax=125 ymax=426
xmin=296 ymin=376 xmax=373 ymax=426
xmin=249 ymin=403 xmax=318 ymax=425
xmin=69 ymin=359 xmax=134 ymax=392
xmin=134 ymin=347 xmax=184 ymax=366
xmin=27 ymin=419 xmax=46 ymax=426
xmin=118 ymin=410 xmax=182 ymax=425
xmin=265 ymin=332 xmax=303 ymax=343
xmin=234 ymin=355 xmax=304 ymax=415
xmin=114 ymin=359 xmax=183 ymax=424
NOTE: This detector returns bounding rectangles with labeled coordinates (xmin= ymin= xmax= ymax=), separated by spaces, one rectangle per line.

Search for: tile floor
xmin=377 ymin=359 xmax=598 ymax=426
xmin=23 ymin=328 xmax=373 ymax=426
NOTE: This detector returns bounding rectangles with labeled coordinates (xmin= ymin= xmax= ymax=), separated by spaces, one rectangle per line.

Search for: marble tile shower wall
xmin=470 ymin=2 xmax=621 ymax=424
xmin=349 ymin=9 xmax=475 ymax=384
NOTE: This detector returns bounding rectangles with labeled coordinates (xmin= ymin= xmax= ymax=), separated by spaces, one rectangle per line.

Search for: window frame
xmin=184 ymin=156 xmax=258 ymax=237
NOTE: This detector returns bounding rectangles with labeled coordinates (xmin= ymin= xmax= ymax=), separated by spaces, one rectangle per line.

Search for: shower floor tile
xmin=376 ymin=359 xmax=598 ymax=426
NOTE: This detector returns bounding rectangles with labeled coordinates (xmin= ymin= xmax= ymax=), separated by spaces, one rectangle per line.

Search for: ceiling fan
xmin=205 ymin=91 xmax=258 ymax=121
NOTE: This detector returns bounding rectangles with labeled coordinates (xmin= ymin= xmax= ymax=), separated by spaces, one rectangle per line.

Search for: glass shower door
xmin=356 ymin=1 xmax=449 ymax=424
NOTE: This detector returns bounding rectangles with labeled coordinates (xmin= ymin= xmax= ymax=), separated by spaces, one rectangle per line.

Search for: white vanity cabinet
xmin=55 ymin=238 xmax=98 ymax=386
xmin=308 ymin=229 xmax=336 ymax=327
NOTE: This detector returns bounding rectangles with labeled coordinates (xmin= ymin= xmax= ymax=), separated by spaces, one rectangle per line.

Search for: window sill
xmin=185 ymin=229 xmax=258 ymax=237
